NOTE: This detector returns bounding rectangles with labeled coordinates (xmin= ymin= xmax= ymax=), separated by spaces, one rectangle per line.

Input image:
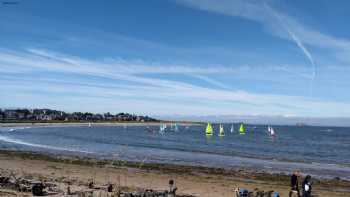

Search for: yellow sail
xmin=239 ymin=123 xmax=245 ymax=135
xmin=218 ymin=124 xmax=225 ymax=137
xmin=205 ymin=123 xmax=213 ymax=136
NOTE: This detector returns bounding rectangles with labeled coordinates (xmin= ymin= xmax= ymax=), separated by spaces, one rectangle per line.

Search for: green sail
xmin=239 ymin=123 xmax=245 ymax=134
xmin=206 ymin=123 xmax=213 ymax=135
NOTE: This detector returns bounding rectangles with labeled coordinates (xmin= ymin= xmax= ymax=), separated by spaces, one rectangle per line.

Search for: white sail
xmin=159 ymin=124 xmax=166 ymax=134
xmin=267 ymin=125 xmax=275 ymax=136
xmin=270 ymin=127 xmax=275 ymax=136
xmin=174 ymin=123 xmax=179 ymax=132
xmin=230 ymin=124 xmax=234 ymax=133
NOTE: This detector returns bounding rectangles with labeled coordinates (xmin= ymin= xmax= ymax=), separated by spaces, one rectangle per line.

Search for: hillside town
xmin=0 ymin=108 xmax=158 ymax=122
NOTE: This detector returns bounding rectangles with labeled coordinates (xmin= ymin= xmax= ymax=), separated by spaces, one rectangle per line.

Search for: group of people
xmin=290 ymin=170 xmax=313 ymax=197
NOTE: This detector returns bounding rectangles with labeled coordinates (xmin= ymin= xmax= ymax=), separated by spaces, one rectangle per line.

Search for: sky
xmin=1 ymin=0 xmax=350 ymax=118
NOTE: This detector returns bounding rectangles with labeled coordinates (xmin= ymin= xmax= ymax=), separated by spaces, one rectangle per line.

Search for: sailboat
xmin=268 ymin=125 xmax=275 ymax=136
xmin=159 ymin=126 xmax=163 ymax=134
xmin=174 ymin=123 xmax=179 ymax=132
xmin=88 ymin=122 xmax=92 ymax=127
xmin=218 ymin=124 xmax=225 ymax=137
xmin=239 ymin=123 xmax=245 ymax=135
xmin=230 ymin=124 xmax=234 ymax=133
xmin=159 ymin=123 xmax=166 ymax=134
xmin=170 ymin=123 xmax=179 ymax=132
xmin=205 ymin=123 xmax=213 ymax=136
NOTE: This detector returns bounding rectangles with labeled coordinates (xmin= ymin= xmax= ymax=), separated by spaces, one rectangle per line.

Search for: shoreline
xmin=0 ymin=121 xmax=202 ymax=127
xmin=1 ymin=125 xmax=349 ymax=182
xmin=0 ymin=150 xmax=349 ymax=196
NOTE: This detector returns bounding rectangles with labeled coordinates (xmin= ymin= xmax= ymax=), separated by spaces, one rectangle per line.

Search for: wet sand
xmin=0 ymin=150 xmax=349 ymax=196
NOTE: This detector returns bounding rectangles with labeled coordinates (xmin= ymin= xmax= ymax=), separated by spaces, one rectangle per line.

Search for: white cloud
xmin=1 ymin=48 xmax=350 ymax=117
xmin=176 ymin=0 xmax=350 ymax=69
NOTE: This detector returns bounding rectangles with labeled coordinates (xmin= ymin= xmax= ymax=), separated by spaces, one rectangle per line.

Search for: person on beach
xmin=289 ymin=170 xmax=300 ymax=197
xmin=168 ymin=179 xmax=177 ymax=197
xmin=302 ymin=175 xmax=312 ymax=197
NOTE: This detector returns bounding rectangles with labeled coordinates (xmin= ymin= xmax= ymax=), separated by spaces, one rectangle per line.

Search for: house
xmin=4 ymin=110 xmax=17 ymax=121
xmin=0 ymin=108 xmax=158 ymax=122
xmin=42 ymin=115 xmax=53 ymax=121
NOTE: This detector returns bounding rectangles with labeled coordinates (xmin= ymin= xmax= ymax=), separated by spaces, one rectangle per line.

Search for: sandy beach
xmin=2 ymin=1 xmax=350 ymax=197
xmin=0 ymin=150 xmax=349 ymax=197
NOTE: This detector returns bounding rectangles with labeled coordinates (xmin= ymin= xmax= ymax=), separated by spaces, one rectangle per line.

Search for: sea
xmin=0 ymin=124 xmax=349 ymax=180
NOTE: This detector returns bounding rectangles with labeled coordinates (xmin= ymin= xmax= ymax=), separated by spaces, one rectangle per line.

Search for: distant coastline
xmin=0 ymin=121 xmax=202 ymax=128
xmin=0 ymin=108 xmax=158 ymax=123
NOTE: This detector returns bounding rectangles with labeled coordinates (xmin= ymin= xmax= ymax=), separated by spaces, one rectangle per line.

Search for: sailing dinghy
xmin=205 ymin=123 xmax=213 ymax=136
xmin=218 ymin=124 xmax=225 ymax=137
xmin=268 ymin=126 xmax=275 ymax=136
xmin=239 ymin=123 xmax=245 ymax=135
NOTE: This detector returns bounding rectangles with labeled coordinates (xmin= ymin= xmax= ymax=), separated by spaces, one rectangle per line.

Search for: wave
xmin=0 ymin=135 xmax=94 ymax=154
xmin=321 ymin=129 xmax=333 ymax=132
xmin=0 ymin=126 xmax=31 ymax=132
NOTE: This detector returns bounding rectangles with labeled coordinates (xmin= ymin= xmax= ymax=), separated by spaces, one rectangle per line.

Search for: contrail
xmin=282 ymin=22 xmax=316 ymax=96
xmin=190 ymin=74 xmax=232 ymax=90
xmin=263 ymin=2 xmax=316 ymax=96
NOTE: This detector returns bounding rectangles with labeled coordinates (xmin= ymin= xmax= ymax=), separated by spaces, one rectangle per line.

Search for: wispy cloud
xmin=262 ymin=2 xmax=315 ymax=69
xmin=176 ymin=0 xmax=350 ymax=95
xmin=262 ymin=2 xmax=316 ymax=96
xmin=188 ymin=74 xmax=232 ymax=89
xmin=177 ymin=0 xmax=350 ymax=52
xmin=1 ymin=48 xmax=350 ymax=117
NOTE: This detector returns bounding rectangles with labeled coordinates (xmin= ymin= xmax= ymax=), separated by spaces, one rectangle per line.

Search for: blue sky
xmin=1 ymin=0 xmax=350 ymax=117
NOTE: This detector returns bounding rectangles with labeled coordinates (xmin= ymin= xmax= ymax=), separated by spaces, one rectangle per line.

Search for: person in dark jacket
xmin=168 ymin=179 xmax=177 ymax=197
xmin=302 ymin=175 xmax=312 ymax=197
xmin=289 ymin=170 xmax=300 ymax=197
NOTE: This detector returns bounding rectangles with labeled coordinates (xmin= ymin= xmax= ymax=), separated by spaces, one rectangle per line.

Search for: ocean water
xmin=0 ymin=124 xmax=349 ymax=180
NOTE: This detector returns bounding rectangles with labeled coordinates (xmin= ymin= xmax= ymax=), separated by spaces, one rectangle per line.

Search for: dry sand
xmin=0 ymin=151 xmax=349 ymax=197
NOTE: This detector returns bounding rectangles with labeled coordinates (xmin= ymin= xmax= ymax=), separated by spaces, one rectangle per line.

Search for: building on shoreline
xmin=0 ymin=108 xmax=157 ymax=122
